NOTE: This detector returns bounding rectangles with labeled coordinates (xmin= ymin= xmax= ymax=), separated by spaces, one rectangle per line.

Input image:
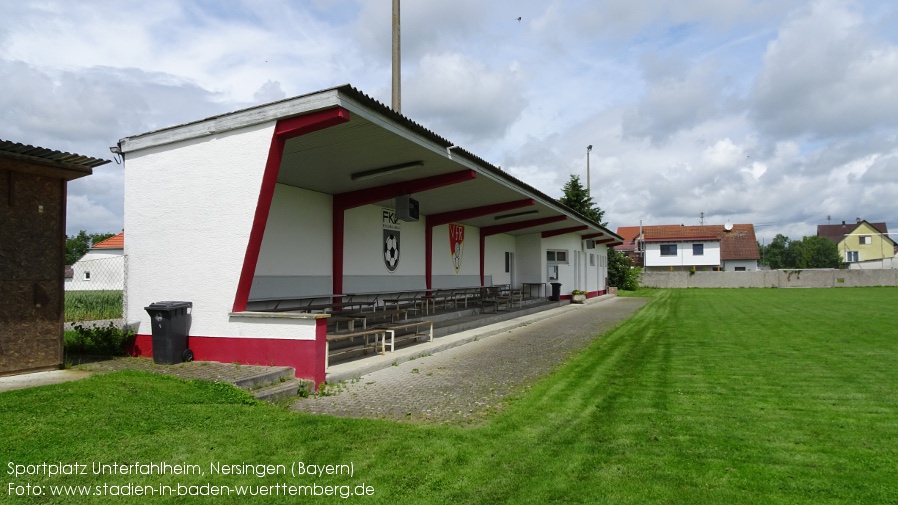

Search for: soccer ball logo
xmin=384 ymin=233 xmax=400 ymax=272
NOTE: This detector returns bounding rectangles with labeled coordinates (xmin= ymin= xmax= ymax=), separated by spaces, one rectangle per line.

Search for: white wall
xmin=516 ymin=233 xmax=542 ymax=283
xmin=67 ymin=250 xmax=124 ymax=291
xmin=645 ymin=241 xmax=721 ymax=269
xmin=250 ymin=184 xmax=333 ymax=298
xmin=431 ymin=223 xmax=482 ymax=288
xmin=124 ymin=122 xmax=296 ymax=337
xmin=722 ymin=260 xmax=759 ymax=271
xmin=342 ymin=205 xmax=426 ymax=292
xmin=542 ymin=234 xmax=583 ymax=294
xmin=484 ymin=234 xmax=515 ymax=287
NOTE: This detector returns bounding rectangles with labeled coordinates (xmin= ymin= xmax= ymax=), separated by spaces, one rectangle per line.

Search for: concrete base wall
xmin=641 ymin=269 xmax=898 ymax=288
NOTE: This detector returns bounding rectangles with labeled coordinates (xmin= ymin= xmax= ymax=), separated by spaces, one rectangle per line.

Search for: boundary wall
xmin=641 ymin=269 xmax=898 ymax=288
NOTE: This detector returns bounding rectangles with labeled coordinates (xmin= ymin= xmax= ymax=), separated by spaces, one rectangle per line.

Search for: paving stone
xmin=291 ymin=297 xmax=647 ymax=427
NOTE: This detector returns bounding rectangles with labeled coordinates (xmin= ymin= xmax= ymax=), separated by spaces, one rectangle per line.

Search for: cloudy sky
xmin=2 ymin=0 xmax=897 ymax=242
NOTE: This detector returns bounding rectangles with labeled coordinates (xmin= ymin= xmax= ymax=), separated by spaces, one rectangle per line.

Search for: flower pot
xmin=571 ymin=294 xmax=586 ymax=304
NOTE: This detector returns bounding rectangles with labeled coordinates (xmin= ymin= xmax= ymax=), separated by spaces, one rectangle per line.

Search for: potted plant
xmin=571 ymin=290 xmax=586 ymax=304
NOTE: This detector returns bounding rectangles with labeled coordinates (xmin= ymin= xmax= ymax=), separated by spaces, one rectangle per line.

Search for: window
xmin=505 ymin=252 xmax=511 ymax=273
xmin=660 ymin=244 xmax=677 ymax=256
xmin=846 ymin=251 xmax=859 ymax=262
xmin=859 ymin=236 xmax=871 ymax=245
xmin=735 ymin=266 xmax=746 ymax=271
xmin=83 ymin=271 xmax=91 ymax=281
xmin=692 ymin=243 xmax=704 ymax=256
xmin=590 ymin=254 xmax=596 ymax=266
xmin=546 ymin=250 xmax=568 ymax=263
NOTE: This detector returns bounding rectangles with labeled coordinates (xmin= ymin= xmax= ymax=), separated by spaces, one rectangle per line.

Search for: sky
xmin=2 ymin=0 xmax=897 ymax=243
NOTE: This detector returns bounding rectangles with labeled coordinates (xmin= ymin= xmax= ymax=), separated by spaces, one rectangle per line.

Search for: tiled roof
xmin=614 ymin=226 xmax=641 ymax=251
xmin=817 ymin=221 xmax=890 ymax=245
xmin=92 ymin=232 xmax=124 ymax=249
xmin=616 ymin=224 xmax=760 ymax=260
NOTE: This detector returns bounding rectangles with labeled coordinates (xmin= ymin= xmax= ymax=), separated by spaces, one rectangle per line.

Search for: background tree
xmin=759 ymin=234 xmax=842 ymax=269
xmin=762 ymin=234 xmax=790 ymax=269
xmin=800 ymin=235 xmax=841 ymax=268
xmin=65 ymin=231 xmax=117 ymax=265
xmin=65 ymin=230 xmax=92 ymax=265
xmin=558 ymin=174 xmax=606 ymax=226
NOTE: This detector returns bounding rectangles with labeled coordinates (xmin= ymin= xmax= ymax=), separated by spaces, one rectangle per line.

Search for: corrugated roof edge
xmin=0 ymin=139 xmax=110 ymax=170
xmin=337 ymin=87 xmax=622 ymax=242
xmin=116 ymin=84 xmax=622 ymax=243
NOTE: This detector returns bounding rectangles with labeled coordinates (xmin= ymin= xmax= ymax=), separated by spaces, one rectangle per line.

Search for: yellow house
xmin=817 ymin=220 xmax=897 ymax=265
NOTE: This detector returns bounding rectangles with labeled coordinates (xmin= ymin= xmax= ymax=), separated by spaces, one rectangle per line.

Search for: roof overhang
xmin=118 ymin=85 xmax=623 ymax=241
xmin=0 ymin=140 xmax=108 ymax=180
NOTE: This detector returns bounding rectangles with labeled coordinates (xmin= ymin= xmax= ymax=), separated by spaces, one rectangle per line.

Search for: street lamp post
xmin=586 ymin=145 xmax=593 ymax=196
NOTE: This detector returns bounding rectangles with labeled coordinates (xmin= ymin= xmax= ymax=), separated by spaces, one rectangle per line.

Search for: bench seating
xmin=325 ymin=328 xmax=387 ymax=368
xmin=371 ymin=321 xmax=434 ymax=354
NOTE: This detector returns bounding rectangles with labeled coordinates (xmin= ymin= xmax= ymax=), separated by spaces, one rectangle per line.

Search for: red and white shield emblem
xmin=449 ymin=223 xmax=465 ymax=273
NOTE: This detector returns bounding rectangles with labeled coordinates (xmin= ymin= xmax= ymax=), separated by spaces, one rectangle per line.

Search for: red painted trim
xmin=427 ymin=199 xmax=534 ymax=227
xmin=541 ymin=225 xmax=588 ymax=238
xmin=425 ymin=199 xmax=533 ymax=289
xmin=480 ymin=233 xmax=486 ymax=285
xmin=128 ymin=326 xmax=328 ymax=385
xmin=333 ymin=206 xmax=345 ymax=296
xmin=333 ymin=170 xmax=476 ymax=210
xmin=594 ymin=238 xmax=616 ymax=244
xmin=425 ymin=220 xmax=433 ymax=290
xmin=232 ymin=107 xmax=350 ymax=312
xmin=581 ymin=233 xmax=605 ymax=240
xmin=481 ymin=216 xmax=567 ymax=237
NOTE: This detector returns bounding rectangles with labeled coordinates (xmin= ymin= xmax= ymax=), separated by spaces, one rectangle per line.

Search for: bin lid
xmin=145 ymin=301 xmax=193 ymax=310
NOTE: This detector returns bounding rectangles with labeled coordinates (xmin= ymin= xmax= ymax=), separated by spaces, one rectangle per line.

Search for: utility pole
xmin=392 ymin=0 xmax=401 ymax=113
xmin=586 ymin=145 xmax=592 ymax=196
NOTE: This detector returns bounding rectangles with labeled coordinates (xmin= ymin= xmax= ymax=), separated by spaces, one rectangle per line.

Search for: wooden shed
xmin=0 ymin=139 xmax=108 ymax=375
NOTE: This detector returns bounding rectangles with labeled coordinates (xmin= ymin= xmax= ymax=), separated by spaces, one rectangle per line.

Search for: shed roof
xmin=0 ymin=139 xmax=109 ymax=180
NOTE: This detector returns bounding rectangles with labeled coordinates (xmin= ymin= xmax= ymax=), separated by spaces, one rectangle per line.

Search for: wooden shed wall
xmin=0 ymin=167 xmax=66 ymax=375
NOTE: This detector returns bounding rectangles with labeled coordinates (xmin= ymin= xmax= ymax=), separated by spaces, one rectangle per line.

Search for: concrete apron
xmin=325 ymin=294 xmax=617 ymax=383
xmin=0 ymin=369 xmax=94 ymax=393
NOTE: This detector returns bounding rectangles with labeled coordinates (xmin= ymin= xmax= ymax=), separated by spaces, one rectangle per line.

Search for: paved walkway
xmin=291 ymin=296 xmax=647 ymax=426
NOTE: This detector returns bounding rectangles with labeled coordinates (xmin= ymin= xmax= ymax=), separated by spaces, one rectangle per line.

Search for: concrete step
xmin=231 ymin=366 xmax=295 ymax=390
xmin=251 ymin=378 xmax=307 ymax=402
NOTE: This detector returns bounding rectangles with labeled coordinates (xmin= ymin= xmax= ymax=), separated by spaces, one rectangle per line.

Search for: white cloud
xmin=404 ymin=52 xmax=525 ymax=146
xmin=750 ymin=0 xmax=898 ymax=139
xmin=0 ymin=0 xmax=895 ymax=241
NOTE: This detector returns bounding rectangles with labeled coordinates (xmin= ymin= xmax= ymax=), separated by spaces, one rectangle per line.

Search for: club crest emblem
xmin=449 ymin=223 xmax=465 ymax=273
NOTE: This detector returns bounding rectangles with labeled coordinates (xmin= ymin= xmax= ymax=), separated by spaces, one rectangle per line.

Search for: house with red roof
xmin=66 ymin=232 xmax=124 ymax=291
xmin=615 ymin=224 xmax=760 ymax=272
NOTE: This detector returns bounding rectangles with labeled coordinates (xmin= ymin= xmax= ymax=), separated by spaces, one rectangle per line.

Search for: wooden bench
xmin=371 ymin=320 xmax=434 ymax=354
xmin=325 ymin=328 xmax=387 ymax=368
xmin=480 ymin=287 xmax=509 ymax=313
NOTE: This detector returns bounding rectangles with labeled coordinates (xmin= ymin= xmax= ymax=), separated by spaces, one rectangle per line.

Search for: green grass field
xmin=4 ymin=288 xmax=898 ymax=503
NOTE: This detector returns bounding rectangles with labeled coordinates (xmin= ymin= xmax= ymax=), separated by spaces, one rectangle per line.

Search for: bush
xmin=609 ymin=249 xmax=641 ymax=291
xmin=65 ymin=322 xmax=132 ymax=356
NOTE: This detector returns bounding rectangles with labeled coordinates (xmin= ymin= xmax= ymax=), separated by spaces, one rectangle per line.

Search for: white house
xmin=117 ymin=85 xmax=622 ymax=384
xmin=66 ymin=232 xmax=124 ymax=291
xmin=616 ymin=224 xmax=759 ymax=272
